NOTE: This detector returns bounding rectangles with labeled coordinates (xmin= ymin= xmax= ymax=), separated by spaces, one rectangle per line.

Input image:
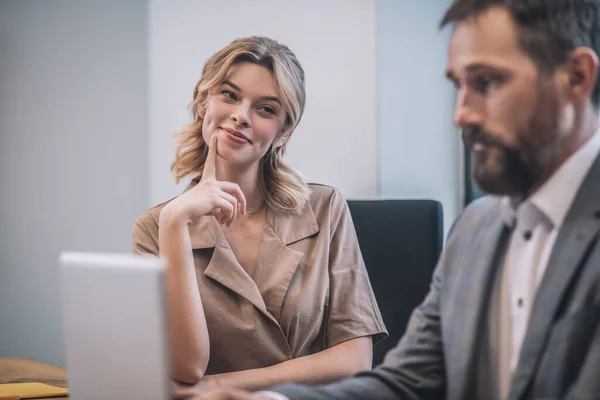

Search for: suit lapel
xmin=510 ymin=157 xmax=600 ymax=400
xmin=448 ymin=207 xmax=509 ymax=399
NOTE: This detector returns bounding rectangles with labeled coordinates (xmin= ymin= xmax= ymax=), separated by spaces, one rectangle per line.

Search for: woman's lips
xmin=220 ymin=127 xmax=250 ymax=144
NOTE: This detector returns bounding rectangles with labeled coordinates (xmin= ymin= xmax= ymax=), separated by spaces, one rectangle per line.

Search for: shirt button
xmin=517 ymin=298 xmax=524 ymax=307
xmin=523 ymin=230 xmax=532 ymax=241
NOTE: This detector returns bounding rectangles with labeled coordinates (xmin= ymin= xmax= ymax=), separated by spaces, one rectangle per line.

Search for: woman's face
xmin=200 ymin=62 xmax=289 ymax=168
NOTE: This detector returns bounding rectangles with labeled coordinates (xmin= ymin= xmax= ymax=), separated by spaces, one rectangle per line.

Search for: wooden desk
xmin=0 ymin=358 xmax=67 ymax=399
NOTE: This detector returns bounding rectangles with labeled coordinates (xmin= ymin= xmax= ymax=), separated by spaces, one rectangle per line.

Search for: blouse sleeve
xmin=132 ymin=214 xmax=159 ymax=256
xmin=325 ymin=190 xmax=388 ymax=347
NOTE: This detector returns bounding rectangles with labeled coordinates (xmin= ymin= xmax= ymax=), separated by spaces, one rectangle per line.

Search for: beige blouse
xmin=132 ymin=182 xmax=387 ymax=374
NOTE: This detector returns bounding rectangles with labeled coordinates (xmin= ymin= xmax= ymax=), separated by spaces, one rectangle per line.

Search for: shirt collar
xmin=501 ymin=129 xmax=600 ymax=229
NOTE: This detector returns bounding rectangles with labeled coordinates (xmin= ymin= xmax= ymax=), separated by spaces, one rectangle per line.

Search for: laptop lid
xmin=60 ymin=252 xmax=169 ymax=400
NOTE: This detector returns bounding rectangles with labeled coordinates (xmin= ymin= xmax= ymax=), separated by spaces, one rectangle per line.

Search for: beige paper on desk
xmin=0 ymin=383 xmax=68 ymax=398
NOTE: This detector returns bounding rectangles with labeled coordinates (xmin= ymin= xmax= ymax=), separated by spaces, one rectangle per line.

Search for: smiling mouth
xmin=220 ymin=127 xmax=251 ymax=143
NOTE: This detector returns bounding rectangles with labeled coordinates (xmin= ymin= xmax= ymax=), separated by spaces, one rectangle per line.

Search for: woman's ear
xmin=197 ymin=102 xmax=206 ymax=119
xmin=273 ymin=127 xmax=293 ymax=148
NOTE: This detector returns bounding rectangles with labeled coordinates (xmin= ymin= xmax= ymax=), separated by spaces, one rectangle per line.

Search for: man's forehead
xmin=446 ymin=6 xmax=531 ymax=72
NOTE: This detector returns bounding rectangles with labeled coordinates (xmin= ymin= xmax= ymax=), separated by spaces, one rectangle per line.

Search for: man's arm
xmin=563 ymin=320 xmax=600 ymax=399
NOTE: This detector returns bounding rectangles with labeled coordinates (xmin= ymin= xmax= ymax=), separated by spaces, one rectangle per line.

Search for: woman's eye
xmin=221 ymin=90 xmax=238 ymax=101
xmin=259 ymin=105 xmax=276 ymax=115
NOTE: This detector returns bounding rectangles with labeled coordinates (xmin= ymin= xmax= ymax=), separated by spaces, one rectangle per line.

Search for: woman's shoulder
xmin=307 ymin=182 xmax=341 ymax=200
xmin=133 ymin=197 xmax=176 ymax=232
xmin=136 ymin=179 xmax=200 ymax=229
xmin=132 ymin=198 xmax=177 ymax=254
xmin=306 ymin=183 xmax=347 ymax=216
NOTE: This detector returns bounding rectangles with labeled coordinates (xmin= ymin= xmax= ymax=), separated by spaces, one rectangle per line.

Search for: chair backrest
xmin=346 ymin=200 xmax=443 ymax=366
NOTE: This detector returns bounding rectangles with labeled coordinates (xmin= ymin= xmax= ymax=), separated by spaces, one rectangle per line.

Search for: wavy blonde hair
xmin=170 ymin=36 xmax=310 ymax=214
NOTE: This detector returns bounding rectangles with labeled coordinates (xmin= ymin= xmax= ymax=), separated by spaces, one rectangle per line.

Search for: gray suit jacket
xmin=275 ymin=155 xmax=600 ymax=400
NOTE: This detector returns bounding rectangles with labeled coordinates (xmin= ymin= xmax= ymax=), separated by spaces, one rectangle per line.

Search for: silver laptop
xmin=60 ymin=252 xmax=170 ymax=400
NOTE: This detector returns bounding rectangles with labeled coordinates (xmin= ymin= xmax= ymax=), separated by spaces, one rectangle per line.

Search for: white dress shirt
xmin=253 ymin=391 xmax=290 ymax=400
xmin=491 ymin=130 xmax=600 ymax=400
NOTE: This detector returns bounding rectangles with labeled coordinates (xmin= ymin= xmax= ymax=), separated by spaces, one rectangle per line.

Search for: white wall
xmin=376 ymin=0 xmax=458 ymax=233
xmin=0 ymin=0 xmax=149 ymax=367
xmin=0 ymin=0 xmax=462 ymax=368
xmin=149 ymin=0 xmax=378 ymax=205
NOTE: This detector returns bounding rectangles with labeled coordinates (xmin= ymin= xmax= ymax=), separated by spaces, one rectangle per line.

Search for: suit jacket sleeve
xmin=564 ymin=306 xmax=600 ymax=399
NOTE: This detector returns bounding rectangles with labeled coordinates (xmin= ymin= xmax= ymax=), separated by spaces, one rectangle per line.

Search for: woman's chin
xmin=215 ymin=150 xmax=255 ymax=169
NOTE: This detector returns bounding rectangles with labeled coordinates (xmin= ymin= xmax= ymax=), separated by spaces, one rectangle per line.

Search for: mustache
xmin=461 ymin=126 xmax=511 ymax=150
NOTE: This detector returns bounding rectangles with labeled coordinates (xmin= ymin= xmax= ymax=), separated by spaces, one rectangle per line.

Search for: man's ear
xmin=564 ymin=47 xmax=599 ymax=106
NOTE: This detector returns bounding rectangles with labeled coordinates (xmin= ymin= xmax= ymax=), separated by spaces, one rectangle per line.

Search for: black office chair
xmin=347 ymin=200 xmax=444 ymax=367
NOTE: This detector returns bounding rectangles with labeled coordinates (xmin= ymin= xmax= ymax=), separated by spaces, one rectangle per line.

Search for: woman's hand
xmin=190 ymin=388 xmax=284 ymax=400
xmin=190 ymin=388 xmax=254 ymax=400
xmin=163 ymin=135 xmax=247 ymax=227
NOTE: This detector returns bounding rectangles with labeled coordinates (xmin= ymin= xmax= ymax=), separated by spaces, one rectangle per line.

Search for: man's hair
xmin=441 ymin=0 xmax=600 ymax=109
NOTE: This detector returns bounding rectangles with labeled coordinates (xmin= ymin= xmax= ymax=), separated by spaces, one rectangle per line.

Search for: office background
xmin=0 ymin=0 xmax=457 ymax=367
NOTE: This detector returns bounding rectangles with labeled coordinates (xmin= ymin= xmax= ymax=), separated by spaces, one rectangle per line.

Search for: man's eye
xmin=474 ymin=76 xmax=496 ymax=94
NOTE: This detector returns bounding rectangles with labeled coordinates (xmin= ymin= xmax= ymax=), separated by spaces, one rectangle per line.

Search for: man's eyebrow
xmin=446 ymin=70 xmax=457 ymax=84
xmin=445 ymin=63 xmax=510 ymax=83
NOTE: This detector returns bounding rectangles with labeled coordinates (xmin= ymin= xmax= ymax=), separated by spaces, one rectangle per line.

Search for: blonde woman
xmin=132 ymin=36 xmax=387 ymax=392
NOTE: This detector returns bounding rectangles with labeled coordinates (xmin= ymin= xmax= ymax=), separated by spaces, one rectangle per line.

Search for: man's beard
xmin=462 ymin=79 xmax=563 ymax=198
xmin=462 ymin=126 xmax=539 ymax=196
